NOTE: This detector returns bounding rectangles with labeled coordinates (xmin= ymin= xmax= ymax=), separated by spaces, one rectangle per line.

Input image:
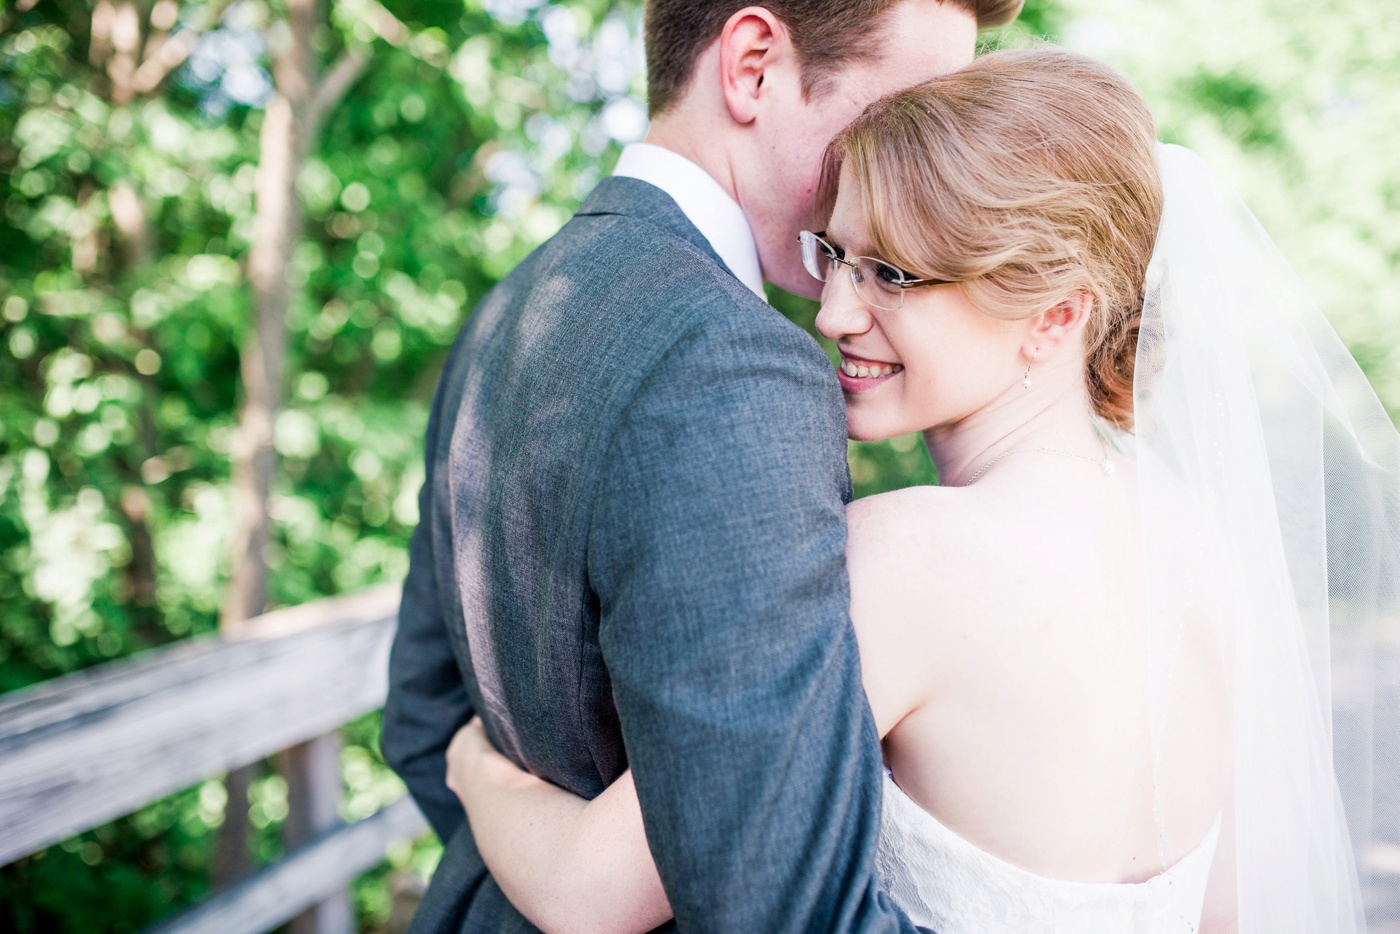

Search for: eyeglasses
xmin=798 ymin=230 xmax=954 ymax=311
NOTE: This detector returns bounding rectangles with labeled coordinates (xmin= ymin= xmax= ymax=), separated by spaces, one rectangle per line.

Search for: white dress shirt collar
xmin=612 ymin=142 xmax=767 ymax=300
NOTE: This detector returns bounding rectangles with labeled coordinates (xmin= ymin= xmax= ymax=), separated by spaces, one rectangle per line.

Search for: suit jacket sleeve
xmin=382 ymin=348 xmax=475 ymax=844
xmin=589 ymin=308 xmax=929 ymax=933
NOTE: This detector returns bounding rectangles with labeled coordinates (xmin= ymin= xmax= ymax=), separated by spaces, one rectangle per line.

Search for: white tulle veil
xmin=1136 ymin=143 xmax=1399 ymax=932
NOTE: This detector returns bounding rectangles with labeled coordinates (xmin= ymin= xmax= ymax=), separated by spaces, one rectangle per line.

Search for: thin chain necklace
xmin=961 ymin=445 xmax=1116 ymax=487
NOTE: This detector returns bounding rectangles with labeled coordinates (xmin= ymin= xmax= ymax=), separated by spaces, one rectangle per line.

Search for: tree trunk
xmin=106 ymin=0 xmax=142 ymax=105
xmin=213 ymin=0 xmax=318 ymax=890
xmin=215 ymin=0 xmax=370 ymax=909
xmin=220 ymin=0 xmax=317 ymax=639
xmin=84 ymin=0 xmax=338 ymax=897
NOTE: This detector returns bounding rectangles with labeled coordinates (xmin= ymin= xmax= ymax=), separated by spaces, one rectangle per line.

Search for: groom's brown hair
xmin=644 ymin=0 xmax=1024 ymax=116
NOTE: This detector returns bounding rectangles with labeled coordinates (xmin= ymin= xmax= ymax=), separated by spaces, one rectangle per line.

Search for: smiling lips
xmin=837 ymin=354 xmax=903 ymax=393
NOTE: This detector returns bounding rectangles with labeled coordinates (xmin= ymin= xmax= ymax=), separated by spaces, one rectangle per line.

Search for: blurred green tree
xmin=1 ymin=0 xmax=650 ymax=928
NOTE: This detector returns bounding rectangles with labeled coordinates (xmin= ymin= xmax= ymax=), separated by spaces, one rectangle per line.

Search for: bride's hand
xmin=442 ymin=718 xmax=670 ymax=934
xmin=444 ymin=716 xmax=481 ymax=800
xmin=446 ymin=717 xmax=533 ymax=807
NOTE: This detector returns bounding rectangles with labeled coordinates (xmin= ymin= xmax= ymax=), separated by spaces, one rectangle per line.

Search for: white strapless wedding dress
xmin=876 ymin=771 xmax=1220 ymax=934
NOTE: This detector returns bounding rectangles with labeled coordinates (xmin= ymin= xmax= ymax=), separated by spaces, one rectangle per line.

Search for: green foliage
xmin=0 ymin=781 xmax=217 ymax=933
xmin=979 ymin=0 xmax=1070 ymax=49
xmin=1 ymin=0 xmax=641 ymax=928
xmin=1053 ymin=0 xmax=1400 ymax=410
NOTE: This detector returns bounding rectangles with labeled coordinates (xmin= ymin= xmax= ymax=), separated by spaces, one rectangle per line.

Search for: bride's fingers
xmin=447 ymin=717 xmax=476 ymax=754
xmin=460 ymin=717 xmax=490 ymax=756
xmin=445 ymin=717 xmax=483 ymax=787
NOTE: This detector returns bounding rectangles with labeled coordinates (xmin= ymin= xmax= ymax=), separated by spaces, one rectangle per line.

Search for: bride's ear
xmin=1022 ymin=290 xmax=1093 ymax=360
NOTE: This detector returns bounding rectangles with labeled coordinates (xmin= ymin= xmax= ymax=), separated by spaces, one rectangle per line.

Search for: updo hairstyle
xmin=820 ymin=48 xmax=1163 ymax=431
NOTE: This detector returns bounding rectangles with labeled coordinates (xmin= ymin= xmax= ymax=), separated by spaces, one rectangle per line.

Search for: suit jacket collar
xmin=575 ymin=176 xmax=765 ymax=298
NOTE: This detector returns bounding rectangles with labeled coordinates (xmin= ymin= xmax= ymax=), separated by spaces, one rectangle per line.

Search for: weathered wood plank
xmin=144 ymin=796 xmax=428 ymax=934
xmin=0 ymin=586 xmax=402 ymax=865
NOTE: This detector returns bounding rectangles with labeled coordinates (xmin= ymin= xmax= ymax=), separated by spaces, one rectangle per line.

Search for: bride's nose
xmin=815 ymin=273 xmax=876 ymax=342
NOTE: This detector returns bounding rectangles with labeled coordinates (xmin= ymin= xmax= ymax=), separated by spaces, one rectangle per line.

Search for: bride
xmin=442 ymin=48 xmax=1391 ymax=934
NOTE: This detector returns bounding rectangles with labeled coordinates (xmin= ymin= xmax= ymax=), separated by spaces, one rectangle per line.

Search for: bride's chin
xmin=845 ymin=421 xmax=899 ymax=444
xmin=844 ymin=404 xmax=925 ymax=445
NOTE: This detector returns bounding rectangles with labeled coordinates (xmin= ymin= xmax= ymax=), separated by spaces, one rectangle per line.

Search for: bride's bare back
xmin=847 ymin=454 xmax=1232 ymax=884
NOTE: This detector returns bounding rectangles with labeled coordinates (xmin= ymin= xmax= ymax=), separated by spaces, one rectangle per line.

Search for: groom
xmin=384 ymin=1 xmax=1018 ymax=931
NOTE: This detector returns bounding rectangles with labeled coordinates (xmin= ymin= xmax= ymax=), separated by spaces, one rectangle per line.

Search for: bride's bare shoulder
xmin=846 ymin=485 xmax=995 ymax=574
xmin=844 ymin=486 xmax=1004 ymax=728
xmin=845 ymin=485 xmax=1003 ymax=618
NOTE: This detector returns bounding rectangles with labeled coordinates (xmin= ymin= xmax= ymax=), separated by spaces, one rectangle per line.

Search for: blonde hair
xmin=819 ymin=47 xmax=1163 ymax=430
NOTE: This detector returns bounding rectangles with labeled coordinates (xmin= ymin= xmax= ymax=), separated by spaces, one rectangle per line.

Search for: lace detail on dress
xmin=876 ymin=772 xmax=1220 ymax=934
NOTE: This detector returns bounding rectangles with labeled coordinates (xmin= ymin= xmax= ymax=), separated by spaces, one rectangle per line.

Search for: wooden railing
xmin=0 ymin=585 xmax=427 ymax=934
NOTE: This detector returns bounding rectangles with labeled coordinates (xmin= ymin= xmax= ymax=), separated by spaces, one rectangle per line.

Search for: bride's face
xmin=814 ymin=175 xmax=1030 ymax=442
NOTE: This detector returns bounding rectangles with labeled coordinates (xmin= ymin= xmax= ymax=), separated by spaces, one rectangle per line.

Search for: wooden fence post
xmin=283 ymin=732 xmax=353 ymax=934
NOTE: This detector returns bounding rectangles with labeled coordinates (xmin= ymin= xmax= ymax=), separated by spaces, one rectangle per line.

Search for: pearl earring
xmin=1023 ymin=349 xmax=1038 ymax=390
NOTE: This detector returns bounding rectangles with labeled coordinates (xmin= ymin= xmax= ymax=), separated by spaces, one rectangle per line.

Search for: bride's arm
xmin=445 ymin=719 xmax=671 ymax=934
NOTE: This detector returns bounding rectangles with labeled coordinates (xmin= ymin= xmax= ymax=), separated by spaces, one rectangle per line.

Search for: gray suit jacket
xmin=383 ymin=176 xmax=926 ymax=933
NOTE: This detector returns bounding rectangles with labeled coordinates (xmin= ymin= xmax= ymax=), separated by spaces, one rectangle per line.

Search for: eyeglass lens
xmin=800 ymin=231 xmax=904 ymax=311
xmin=852 ymin=258 xmax=903 ymax=309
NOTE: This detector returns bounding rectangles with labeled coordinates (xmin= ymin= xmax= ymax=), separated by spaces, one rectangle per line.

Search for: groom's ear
xmin=719 ymin=7 xmax=787 ymax=125
xmin=1025 ymin=290 xmax=1094 ymax=358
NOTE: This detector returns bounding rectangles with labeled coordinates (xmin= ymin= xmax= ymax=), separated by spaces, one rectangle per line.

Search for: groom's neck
xmin=644 ymin=109 xmax=741 ymax=207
